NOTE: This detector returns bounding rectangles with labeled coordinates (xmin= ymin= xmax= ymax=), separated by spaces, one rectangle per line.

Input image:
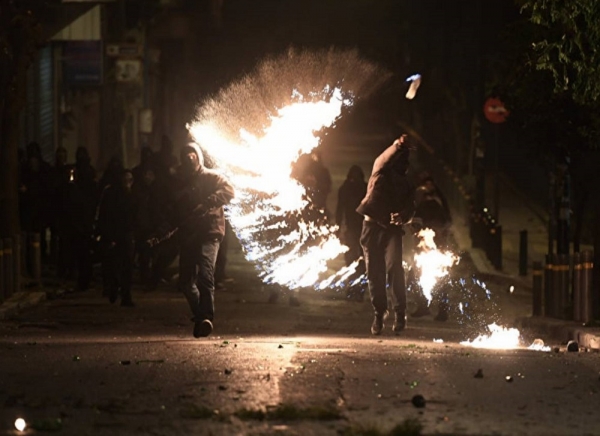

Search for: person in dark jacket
xmin=49 ymin=147 xmax=73 ymax=266
xmin=410 ymin=176 xmax=454 ymax=321
xmin=173 ymin=142 xmax=234 ymax=338
xmin=19 ymin=142 xmax=52 ymax=264
xmin=97 ymin=169 xmax=136 ymax=306
xmin=291 ymin=149 xmax=332 ymax=212
xmin=336 ymin=165 xmax=367 ymax=267
xmin=356 ymin=134 xmax=416 ymax=335
xmin=58 ymin=153 xmax=98 ymax=291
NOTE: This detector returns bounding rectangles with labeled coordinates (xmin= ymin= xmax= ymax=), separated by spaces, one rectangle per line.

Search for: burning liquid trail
xmin=189 ymin=48 xmax=391 ymax=290
xmin=413 ymin=228 xmax=459 ymax=303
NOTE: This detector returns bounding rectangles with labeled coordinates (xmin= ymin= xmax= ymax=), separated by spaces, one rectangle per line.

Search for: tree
xmin=509 ymin=0 xmax=600 ymax=318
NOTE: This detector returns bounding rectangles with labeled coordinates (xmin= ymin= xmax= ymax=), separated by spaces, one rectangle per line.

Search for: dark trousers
xmin=178 ymin=239 xmax=220 ymax=322
xmin=360 ymin=220 xmax=406 ymax=317
xmin=102 ymin=237 xmax=134 ymax=302
xmin=215 ymin=221 xmax=231 ymax=283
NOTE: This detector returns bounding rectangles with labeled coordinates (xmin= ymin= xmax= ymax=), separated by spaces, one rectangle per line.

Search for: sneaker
xmin=371 ymin=314 xmax=385 ymax=335
xmin=193 ymin=319 xmax=213 ymax=338
xmin=393 ymin=312 xmax=407 ymax=332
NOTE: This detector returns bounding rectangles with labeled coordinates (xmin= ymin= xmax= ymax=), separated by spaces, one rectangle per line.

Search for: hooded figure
xmin=172 ymin=142 xmax=235 ymax=338
xmin=336 ymin=165 xmax=367 ymax=267
xmin=357 ymin=135 xmax=416 ymax=336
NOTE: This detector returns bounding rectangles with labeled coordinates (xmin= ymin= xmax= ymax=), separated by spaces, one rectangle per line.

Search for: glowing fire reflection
xmin=413 ymin=228 xmax=458 ymax=303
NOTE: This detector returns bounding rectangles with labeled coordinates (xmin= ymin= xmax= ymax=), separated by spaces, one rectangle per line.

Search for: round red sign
xmin=483 ymin=97 xmax=509 ymax=124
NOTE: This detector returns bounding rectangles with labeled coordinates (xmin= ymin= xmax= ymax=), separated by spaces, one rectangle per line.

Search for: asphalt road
xmin=1 ymin=251 xmax=599 ymax=436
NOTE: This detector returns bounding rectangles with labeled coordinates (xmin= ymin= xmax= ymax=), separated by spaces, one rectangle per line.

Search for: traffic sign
xmin=483 ymin=97 xmax=509 ymax=124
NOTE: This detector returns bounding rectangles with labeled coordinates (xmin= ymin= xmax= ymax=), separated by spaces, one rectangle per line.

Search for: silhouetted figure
xmin=20 ymin=141 xmax=52 ymax=263
xmin=132 ymin=146 xmax=154 ymax=186
xmin=97 ymin=169 xmax=136 ymax=306
xmin=356 ymin=135 xmax=416 ymax=335
xmin=172 ymin=142 xmax=234 ymax=338
xmin=59 ymin=148 xmax=98 ymax=291
xmin=153 ymin=135 xmax=178 ymax=183
xmin=132 ymin=167 xmax=158 ymax=286
xmin=292 ymin=149 xmax=332 ymax=212
xmin=336 ymin=165 xmax=367 ymax=266
xmin=50 ymin=147 xmax=73 ymax=267
xmin=410 ymin=175 xmax=453 ymax=321
xmin=75 ymin=146 xmax=97 ymax=183
xmin=99 ymin=156 xmax=124 ymax=192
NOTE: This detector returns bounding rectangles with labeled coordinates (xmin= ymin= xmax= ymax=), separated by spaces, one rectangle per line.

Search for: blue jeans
xmin=178 ymin=239 xmax=220 ymax=322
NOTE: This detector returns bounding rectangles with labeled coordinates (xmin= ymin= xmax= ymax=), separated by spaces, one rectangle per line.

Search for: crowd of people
xmin=18 ymin=133 xmax=453 ymax=337
xmin=18 ymin=136 xmax=234 ymax=317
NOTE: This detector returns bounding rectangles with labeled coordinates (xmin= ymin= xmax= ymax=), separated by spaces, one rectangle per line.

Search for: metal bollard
xmin=0 ymin=240 xmax=4 ymax=303
xmin=572 ymin=252 xmax=582 ymax=322
xmin=13 ymin=235 xmax=21 ymax=295
xmin=580 ymin=250 xmax=593 ymax=323
xmin=3 ymin=238 xmax=13 ymax=300
xmin=544 ymin=254 xmax=554 ymax=318
xmin=30 ymin=232 xmax=41 ymax=286
xmin=558 ymin=254 xmax=571 ymax=320
xmin=492 ymin=225 xmax=503 ymax=270
xmin=532 ymin=261 xmax=543 ymax=316
xmin=519 ymin=230 xmax=528 ymax=276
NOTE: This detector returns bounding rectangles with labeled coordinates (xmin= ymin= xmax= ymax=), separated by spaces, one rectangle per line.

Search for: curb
xmin=0 ymin=286 xmax=68 ymax=321
xmin=515 ymin=316 xmax=600 ymax=350
xmin=0 ymin=291 xmax=48 ymax=320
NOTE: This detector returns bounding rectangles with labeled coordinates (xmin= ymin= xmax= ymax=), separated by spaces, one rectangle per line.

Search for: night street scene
xmin=3 ymin=0 xmax=600 ymax=435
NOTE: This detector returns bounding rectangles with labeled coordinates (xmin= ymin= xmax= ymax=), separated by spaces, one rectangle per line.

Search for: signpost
xmin=483 ymin=97 xmax=508 ymax=224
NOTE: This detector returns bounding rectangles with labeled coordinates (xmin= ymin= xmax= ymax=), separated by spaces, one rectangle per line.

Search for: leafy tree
xmin=504 ymin=0 xmax=600 ymax=318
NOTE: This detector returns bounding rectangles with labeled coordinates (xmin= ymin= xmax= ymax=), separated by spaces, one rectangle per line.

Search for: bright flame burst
xmin=189 ymin=87 xmax=351 ymax=289
xmin=460 ymin=323 xmax=521 ymax=349
xmin=413 ymin=228 xmax=458 ymax=303
xmin=188 ymin=49 xmax=392 ymax=290
xmin=460 ymin=323 xmax=551 ymax=351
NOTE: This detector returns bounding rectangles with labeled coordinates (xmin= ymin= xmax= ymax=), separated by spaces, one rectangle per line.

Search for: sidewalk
xmin=451 ymin=172 xmax=600 ymax=351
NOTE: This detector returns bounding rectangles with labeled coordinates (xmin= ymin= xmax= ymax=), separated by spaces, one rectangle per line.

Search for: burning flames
xmin=413 ymin=228 xmax=458 ymax=303
xmin=189 ymin=87 xmax=351 ymax=289
xmin=460 ymin=323 xmax=551 ymax=351
xmin=460 ymin=323 xmax=520 ymax=349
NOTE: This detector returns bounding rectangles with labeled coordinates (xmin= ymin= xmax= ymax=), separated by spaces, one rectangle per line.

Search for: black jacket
xmin=356 ymin=139 xmax=415 ymax=227
xmin=172 ymin=167 xmax=235 ymax=242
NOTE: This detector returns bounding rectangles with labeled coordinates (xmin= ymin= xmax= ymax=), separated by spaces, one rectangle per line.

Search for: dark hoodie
xmin=174 ymin=143 xmax=235 ymax=242
xmin=356 ymin=138 xmax=415 ymax=227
